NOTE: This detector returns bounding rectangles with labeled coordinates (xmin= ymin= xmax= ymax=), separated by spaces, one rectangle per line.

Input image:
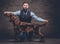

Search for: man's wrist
xmin=45 ymin=20 xmax=48 ymax=22
xmin=44 ymin=20 xmax=48 ymax=24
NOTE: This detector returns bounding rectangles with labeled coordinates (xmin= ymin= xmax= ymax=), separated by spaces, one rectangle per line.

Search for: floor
xmin=0 ymin=38 xmax=60 ymax=44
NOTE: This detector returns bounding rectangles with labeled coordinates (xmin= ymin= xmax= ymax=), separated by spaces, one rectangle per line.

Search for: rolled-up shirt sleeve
xmin=12 ymin=10 xmax=21 ymax=16
xmin=31 ymin=12 xmax=46 ymax=22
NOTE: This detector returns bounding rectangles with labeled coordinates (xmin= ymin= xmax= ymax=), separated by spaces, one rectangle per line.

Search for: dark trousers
xmin=19 ymin=31 xmax=33 ymax=41
xmin=26 ymin=31 xmax=33 ymax=41
xmin=19 ymin=25 xmax=33 ymax=41
xmin=14 ymin=25 xmax=33 ymax=41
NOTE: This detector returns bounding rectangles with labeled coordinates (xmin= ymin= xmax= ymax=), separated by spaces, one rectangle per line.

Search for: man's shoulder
xmin=27 ymin=10 xmax=33 ymax=13
xmin=15 ymin=10 xmax=21 ymax=12
xmin=30 ymin=11 xmax=35 ymax=14
xmin=27 ymin=10 xmax=35 ymax=15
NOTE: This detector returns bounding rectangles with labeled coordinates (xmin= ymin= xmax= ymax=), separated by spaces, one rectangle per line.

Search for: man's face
xmin=23 ymin=3 xmax=29 ymax=9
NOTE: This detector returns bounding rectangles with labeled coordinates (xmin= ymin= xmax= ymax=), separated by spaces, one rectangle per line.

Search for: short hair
xmin=22 ymin=2 xmax=29 ymax=5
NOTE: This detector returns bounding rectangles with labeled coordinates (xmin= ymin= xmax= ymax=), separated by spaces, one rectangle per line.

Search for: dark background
xmin=0 ymin=0 xmax=60 ymax=39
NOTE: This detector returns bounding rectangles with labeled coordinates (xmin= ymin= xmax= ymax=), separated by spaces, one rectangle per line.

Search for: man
xmin=4 ymin=2 xmax=48 ymax=41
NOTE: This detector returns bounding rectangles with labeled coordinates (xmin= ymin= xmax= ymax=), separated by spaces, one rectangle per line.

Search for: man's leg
xmin=19 ymin=31 xmax=26 ymax=42
xmin=26 ymin=31 xmax=33 ymax=41
xmin=19 ymin=26 xmax=27 ymax=42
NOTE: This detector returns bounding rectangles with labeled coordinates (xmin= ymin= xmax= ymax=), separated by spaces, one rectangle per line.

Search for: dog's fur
xmin=9 ymin=14 xmax=45 ymax=37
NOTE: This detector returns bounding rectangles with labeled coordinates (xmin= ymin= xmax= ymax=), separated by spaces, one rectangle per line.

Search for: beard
xmin=23 ymin=8 xmax=28 ymax=13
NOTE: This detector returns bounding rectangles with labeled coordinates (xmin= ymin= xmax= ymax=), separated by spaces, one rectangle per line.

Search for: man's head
xmin=22 ymin=2 xmax=29 ymax=9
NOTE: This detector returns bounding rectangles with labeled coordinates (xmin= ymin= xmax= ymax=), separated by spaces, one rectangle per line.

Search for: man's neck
xmin=22 ymin=8 xmax=28 ymax=13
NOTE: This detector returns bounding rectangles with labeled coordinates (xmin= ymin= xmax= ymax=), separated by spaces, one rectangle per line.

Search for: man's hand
xmin=4 ymin=11 xmax=7 ymax=14
xmin=40 ymin=20 xmax=48 ymax=26
xmin=4 ymin=11 xmax=8 ymax=16
xmin=4 ymin=11 xmax=13 ymax=16
xmin=45 ymin=20 xmax=48 ymax=23
xmin=43 ymin=20 xmax=48 ymax=25
xmin=3 ymin=12 xmax=7 ymax=15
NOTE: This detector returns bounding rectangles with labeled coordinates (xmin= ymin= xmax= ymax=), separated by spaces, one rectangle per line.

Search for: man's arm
xmin=4 ymin=10 xmax=20 ymax=16
xmin=31 ymin=12 xmax=48 ymax=24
